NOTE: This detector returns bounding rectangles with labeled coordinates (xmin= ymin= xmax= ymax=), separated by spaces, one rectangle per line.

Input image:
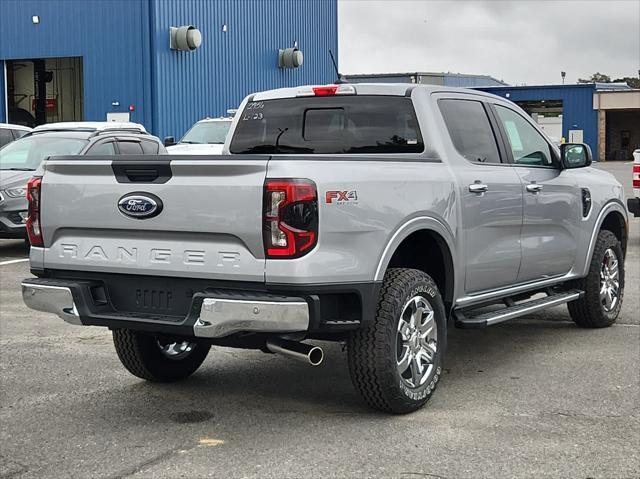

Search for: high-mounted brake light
xmin=296 ymin=84 xmax=356 ymax=97
xmin=633 ymin=163 xmax=640 ymax=189
xmin=26 ymin=177 xmax=43 ymax=247
xmin=263 ymin=179 xmax=318 ymax=258
xmin=313 ymin=85 xmax=339 ymax=96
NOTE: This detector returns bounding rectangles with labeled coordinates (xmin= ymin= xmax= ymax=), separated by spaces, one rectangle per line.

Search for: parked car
xmin=628 ymin=148 xmax=640 ymax=217
xmin=0 ymin=122 xmax=165 ymax=241
xmin=0 ymin=123 xmax=32 ymax=148
xmin=164 ymin=117 xmax=232 ymax=155
xmin=20 ymin=84 xmax=628 ymax=414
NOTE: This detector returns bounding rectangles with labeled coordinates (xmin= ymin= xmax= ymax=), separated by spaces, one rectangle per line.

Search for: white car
xmin=165 ymin=118 xmax=233 ymax=155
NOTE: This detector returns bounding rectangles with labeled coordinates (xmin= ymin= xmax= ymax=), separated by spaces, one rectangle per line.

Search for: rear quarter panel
xmin=264 ymin=157 xmax=458 ymax=284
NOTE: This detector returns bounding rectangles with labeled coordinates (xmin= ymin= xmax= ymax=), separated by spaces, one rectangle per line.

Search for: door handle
xmin=468 ymin=182 xmax=488 ymax=193
xmin=526 ymin=183 xmax=544 ymax=193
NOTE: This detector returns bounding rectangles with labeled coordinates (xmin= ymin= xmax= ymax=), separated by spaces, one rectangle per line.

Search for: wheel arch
xmin=375 ymin=217 xmax=456 ymax=309
xmin=582 ymin=201 xmax=628 ymax=277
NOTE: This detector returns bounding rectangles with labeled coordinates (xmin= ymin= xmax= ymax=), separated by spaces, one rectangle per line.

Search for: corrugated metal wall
xmin=0 ymin=0 xmax=153 ymax=128
xmin=151 ymin=0 xmax=338 ymax=139
xmin=345 ymin=74 xmax=417 ymax=84
xmin=477 ymin=84 xmax=598 ymax=154
xmin=1 ymin=0 xmax=337 ymax=137
xmin=0 ymin=61 xmax=6 ymax=123
xmin=443 ymin=74 xmax=505 ymax=88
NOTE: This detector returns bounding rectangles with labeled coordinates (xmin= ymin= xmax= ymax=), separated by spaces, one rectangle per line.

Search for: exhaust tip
xmin=265 ymin=338 xmax=324 ymax=366
xmin=308 ymin=346 xmax=323 ymax=366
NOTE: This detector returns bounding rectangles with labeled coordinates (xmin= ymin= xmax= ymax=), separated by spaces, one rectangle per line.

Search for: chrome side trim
xmin=455 ymin=273 xmax=572 ymax=308
xmin=194 ymin=297 xmax=309 ymax=338
xmin=484 ymin=291 xmax=582 ymax=326
xmin=21 ymin=282 xmax=81 ymax=325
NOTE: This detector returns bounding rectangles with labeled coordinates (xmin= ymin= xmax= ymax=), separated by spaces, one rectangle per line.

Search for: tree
xmin=578 ymin=72 xmax=612 ymax=83
xmin=612 ymin=77 xmax=640 ymax=88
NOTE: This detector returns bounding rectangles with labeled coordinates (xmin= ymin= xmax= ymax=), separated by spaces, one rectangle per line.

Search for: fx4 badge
xmin=325 ymin=190 xmax=358 ymax=204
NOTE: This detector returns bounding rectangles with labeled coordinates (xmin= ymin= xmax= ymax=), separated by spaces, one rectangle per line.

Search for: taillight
xmin=633 ymin=164 xmax=640 ymax=189
xmin=263 ymin=179 xmax=318 ymax=258
xmin=26 ymin=177 xmax=43 ymax=247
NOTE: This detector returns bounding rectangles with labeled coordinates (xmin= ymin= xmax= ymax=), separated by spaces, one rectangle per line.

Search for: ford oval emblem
xmin=117 ymin=193 xmax=163 ymax=219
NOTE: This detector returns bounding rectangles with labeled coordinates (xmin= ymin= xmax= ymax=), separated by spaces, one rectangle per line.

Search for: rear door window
xmin=230 ymin=96 xmax=423 ymax=154
xmin=85 ymin=141 xmax=116 ymax=155
xmin=140 ymin=139 xmax=160 ymax=154
xmin=13 ymin=129 xmax=29 ymax=139
xmin=117 ymin=140 xmax=144 ymax=155
xmin=0 ymin=129 xmax=13 ymax=148
xmin=438 ymin=99 xmax=502 ymax=164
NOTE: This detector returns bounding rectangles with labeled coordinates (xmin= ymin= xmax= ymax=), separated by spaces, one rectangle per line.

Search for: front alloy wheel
xmin=568 ymin=229 xmax=624 ymax=328
xmin=599 ymin=248 xmax=620 ymax=313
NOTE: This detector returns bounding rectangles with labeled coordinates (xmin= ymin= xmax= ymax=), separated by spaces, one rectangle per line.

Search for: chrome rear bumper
xmin=22 ymin=283 xmax=81 ymax=325
xmin=195 ymin=297 xmax=309 ymax=337
xmin=21 ymin=279 xmax=309 ymax=338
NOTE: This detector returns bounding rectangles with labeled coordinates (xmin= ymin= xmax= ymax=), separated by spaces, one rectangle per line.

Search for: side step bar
xmin=454 ymin=290 xmax=583 ymax=328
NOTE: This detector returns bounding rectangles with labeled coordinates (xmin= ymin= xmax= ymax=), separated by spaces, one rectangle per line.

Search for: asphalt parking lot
xmin=1 ymin=162 xmax=638 ymax=479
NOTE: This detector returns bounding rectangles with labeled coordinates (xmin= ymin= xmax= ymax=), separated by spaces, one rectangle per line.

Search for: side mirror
xmin=163 ymin=136 xmax=175 ymax=147
xmin=561 ymin=143 xmax=592 ymax=169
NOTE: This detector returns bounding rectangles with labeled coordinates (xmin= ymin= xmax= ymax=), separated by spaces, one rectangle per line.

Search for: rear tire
xmin=112 ymin=330 xmax=210 ymax=382
xmin=568 ymin=230 xmax=624 ymax=328
xmin=347 ymin=268 xmax=446 ymax=414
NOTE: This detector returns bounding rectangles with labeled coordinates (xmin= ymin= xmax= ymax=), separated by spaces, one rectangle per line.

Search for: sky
xmin=338 ymin=0 xmax=640 ymax=85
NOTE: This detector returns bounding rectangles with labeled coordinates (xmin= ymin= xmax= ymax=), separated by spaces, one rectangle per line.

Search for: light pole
xmin=561 ymin=71 xmax=566 ymax=85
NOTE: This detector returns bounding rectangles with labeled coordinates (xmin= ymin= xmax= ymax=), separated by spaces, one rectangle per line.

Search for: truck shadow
xmin=103 ymin=316 xmax=585 ymax=420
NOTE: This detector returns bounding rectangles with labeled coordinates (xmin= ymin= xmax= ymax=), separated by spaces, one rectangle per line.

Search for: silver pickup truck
xmin=21 ymin=84 xmax=628 ymax=414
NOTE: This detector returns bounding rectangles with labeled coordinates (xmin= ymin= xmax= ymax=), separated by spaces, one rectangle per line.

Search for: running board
xmin=454 ymin=290 xmax=584 ymax=328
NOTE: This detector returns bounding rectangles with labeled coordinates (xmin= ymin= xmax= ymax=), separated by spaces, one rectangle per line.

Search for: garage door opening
xmin=515 ymin=99 xmax=564 ymax=144
xmin=606 ymin=110 xmax=640 ymax=161
xmin=5 ymin=57 xmax=83 ymax=127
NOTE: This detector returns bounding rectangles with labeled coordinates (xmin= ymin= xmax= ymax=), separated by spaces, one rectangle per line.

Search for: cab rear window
xmin=229 ymin=96 xmax=423 ymax=154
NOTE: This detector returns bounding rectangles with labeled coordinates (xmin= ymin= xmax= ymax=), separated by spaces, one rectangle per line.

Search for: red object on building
xmin=129 ymin=104 xmax=135 ymax=112
xmin=31 ymin=98 xmax=57 ymax=111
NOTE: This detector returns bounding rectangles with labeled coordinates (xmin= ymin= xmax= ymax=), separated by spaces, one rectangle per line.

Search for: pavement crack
xmin=107 ymin=446 xmax=183 ymax=479
xmin=400 ymin=473 xmax=447 ymax=479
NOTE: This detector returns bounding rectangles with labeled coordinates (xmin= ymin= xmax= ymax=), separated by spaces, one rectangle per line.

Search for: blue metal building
xmin=0 ymin=0 xmax=338 ymax=138
xmin=476 ymin=83 xmax=633 ymax=159
xmin=344 ymin=72 xmax=506 ymax=88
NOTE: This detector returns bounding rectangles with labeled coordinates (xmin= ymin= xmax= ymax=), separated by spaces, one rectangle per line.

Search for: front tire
xmin=112 ymin=330 xmax=211 ymax=382
xmin=348 ymin=268 xmax=446 ymax=414
xmin=568 ymin=230 xmax=624 ymax=328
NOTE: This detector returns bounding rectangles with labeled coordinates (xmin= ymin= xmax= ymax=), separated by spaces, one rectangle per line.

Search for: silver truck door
xmin=491 ymin=104 xmax=582 ymax=282
xmin=438 ymin=97 xmax=523 ymax=294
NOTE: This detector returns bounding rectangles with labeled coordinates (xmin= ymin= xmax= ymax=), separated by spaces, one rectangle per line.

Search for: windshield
xmin=229 ymin=96 xmax=424 ymax=155
xmin=0 ymin=135 xmax=88 ymax=170
xmin=180 ymin=121 xmax=231 ymax=145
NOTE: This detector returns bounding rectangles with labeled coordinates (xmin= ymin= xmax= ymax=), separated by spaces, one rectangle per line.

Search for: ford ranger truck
xmin=21 ymin=84 xmax=628 ymax=414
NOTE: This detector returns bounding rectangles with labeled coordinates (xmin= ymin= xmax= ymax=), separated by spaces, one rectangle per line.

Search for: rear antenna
xmin=329 ymin=49 xmax=346 ymax=84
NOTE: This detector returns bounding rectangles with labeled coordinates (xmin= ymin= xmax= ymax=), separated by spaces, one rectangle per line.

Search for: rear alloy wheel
xmin=396 ymin=295 xmax=438 ymax=389
xmin=348 ymin=268 xmax=446 ymax=414
xmin=113 ymin=330 xmax=211 ymax=382
xmin=568 ymin=230 xmax=624 ymax=328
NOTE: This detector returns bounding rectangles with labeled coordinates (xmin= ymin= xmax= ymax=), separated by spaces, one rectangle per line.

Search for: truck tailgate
xmin=39 ymin=155 xmax=269 ymax=282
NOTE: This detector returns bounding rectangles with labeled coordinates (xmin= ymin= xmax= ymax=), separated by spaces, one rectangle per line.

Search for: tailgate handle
xmin=112 ymin=160 xmax=172 ymax=184
xmin=124 ymin=169 xmax=159 ymax=182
